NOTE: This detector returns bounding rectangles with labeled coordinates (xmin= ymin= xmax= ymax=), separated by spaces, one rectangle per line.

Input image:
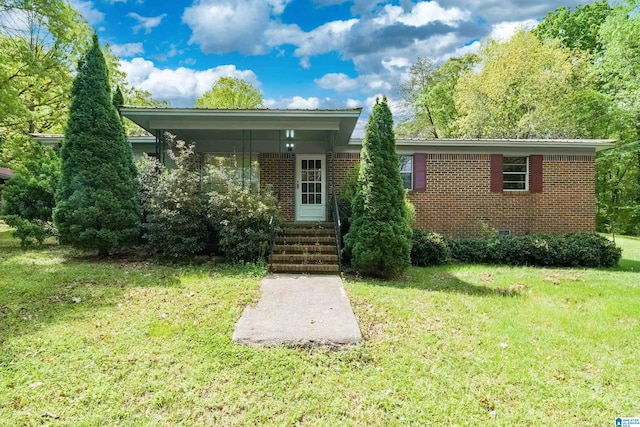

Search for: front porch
xmin=120 ymin=107 xmax=362 ymax=223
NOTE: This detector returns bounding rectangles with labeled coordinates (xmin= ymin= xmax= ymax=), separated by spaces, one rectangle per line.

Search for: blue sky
xmin=70 ymin=0 xmax=585 ymax=134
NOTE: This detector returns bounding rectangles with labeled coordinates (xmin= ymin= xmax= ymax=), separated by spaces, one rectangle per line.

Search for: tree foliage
xmin=533 ymin=0 xmax=612 ymax=53
xmin=455 ymin=31 xmax=596 ymax=138
xmin=0 ymin=0 xmax=90 ymax=138
xmin=194 ymin=77 xmax=263 ymax=109
xmin=53 ymin=34 xmax=140 ymax=255
xmin=344 ymin=97 xmax=412 ymax=278
xmin=397 ymin=54 xmax=479 ymax=138
xmin=0 ymin=141 xmax=60 ymax=245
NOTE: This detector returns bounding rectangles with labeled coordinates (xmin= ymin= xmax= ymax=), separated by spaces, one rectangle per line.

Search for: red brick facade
xmin=259 ymin=153 xmax=295 ymax=221
xmin=261 ymin=151 xmax=596 ymax=236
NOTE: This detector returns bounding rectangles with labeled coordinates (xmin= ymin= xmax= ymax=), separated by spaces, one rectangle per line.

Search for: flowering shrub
xmin=207 ymin=160 xmax=280 ymax=263
xmin=140 ymin=138 xmax=281 ymax=261
xmin=140 ymin=142 xmax=212 ymax=256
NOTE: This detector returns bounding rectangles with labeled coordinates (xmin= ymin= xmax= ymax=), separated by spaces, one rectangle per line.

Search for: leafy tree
xmin=0 ymin=0 xmax=90 ymax=138
xmin=344 ymin=97 xmax=411 ymax=278
xmin=194 ymin=77 xmax=263 ymax=109
xmin=594 ymin=2 xmax=640 ymax=232
xmin=397 ymin=54 xmax=479 ymax=138
xmin=54 ymin=34 xmax=140 ymax=255
xmin=0 ymin=142 xmax=60 ymax=246
xmin=533 ymin=0 xmax=612 ymax=54
xmin=454 ymin=31 xmax=596 ymax=138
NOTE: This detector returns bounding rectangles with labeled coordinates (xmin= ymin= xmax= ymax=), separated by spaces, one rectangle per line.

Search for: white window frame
xmin=503 ymin=156 xmax=528 ymax=191
xmin=399 ymin=154 xmax=413 ymax=190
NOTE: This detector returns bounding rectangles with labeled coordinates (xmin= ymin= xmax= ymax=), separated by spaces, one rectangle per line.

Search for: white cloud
xmin=314 ymin=73 xmax=359 ymax=92
xmin=376 ymin=2 xmax=469 ymax=27
xmin=109 ymin=42 xmax=144 ymax=57
xmin=287 ymin=96 xmax=322 ymax=109
xmin=119 ymin=58 xmax=261 ymax=107
xmin=70 ymin=0 xmax=104 ymax=25
xmin=292 ymin=19 xmax=358 ymax=65
xmin=183 ymin=0 xmax=293 ymax=55
xmin=128 ymin=12 xmax=166 ymax=34
xmin=489 ymin=19 xmax=538 ymax=42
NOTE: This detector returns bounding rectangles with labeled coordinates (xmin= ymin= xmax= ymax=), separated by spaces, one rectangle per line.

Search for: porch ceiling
xmin=120 ymin=107 xmax=362 ymax=152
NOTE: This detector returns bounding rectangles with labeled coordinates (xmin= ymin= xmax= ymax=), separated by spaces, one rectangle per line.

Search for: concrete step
xmin=282 ymin=222 xmax=334 ymax=229
xmin=282 ymin=227 xmax=335 ymax=237
xmin=273 ymin=244 xmax=336 ymax=254
xmin=271 ymin=253 xmax=339 ymax=263
xmin=276 ymin=235 xmax=336 ymax=244
xmin=269 ymin=263 xmax=340 ymax=274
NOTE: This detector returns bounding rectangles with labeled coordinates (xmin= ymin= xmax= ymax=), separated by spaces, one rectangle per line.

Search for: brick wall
xmin=259 ymin=153 xmax=295 ymax=221
xmin=328 ymin=152 xmax=596 ymax=237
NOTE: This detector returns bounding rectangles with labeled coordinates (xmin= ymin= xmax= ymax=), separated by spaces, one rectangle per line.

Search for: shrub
xmin=448 ymin=237 xmax=494 ymax=263
xmin=563 ymin=232 xmax=621 ymax=267
xmin=213 ymin=190 xmax=280 ymax=263
xmin=411 ymin=230 xmax=449 ymax=266
xmin=0 ymin=144 xmax=60 ymax=246
xmin=142 ymin=142 xmax=281 ymax=262
xmin=143 ymin=141 xmax=212 ymax=257
xmin=448 ymin=232 xmax=621 ymax=268
xmin=207 ymin=158 xmax=280 ymax=263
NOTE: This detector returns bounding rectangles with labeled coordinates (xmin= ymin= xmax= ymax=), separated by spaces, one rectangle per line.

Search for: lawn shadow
xmin=346 ymin=265 xmax=526 ymax=297
xmin=617 ymin=258 xmax=640 ymax=272
xmin=0 ymin=243 xmax=184 ymax=345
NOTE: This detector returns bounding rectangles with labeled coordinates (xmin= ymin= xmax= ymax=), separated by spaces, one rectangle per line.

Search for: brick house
xmin=31 ymin=107 xmax=611 ymax=272
xmin=114 ymin=107 xmax=612 ymax=238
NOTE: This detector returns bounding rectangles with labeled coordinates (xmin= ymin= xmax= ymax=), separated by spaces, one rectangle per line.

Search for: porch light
xmin=286 ymin=142 xmax=294 ymax=151
xmin=285 ymin=129 xmax=295 ymax=139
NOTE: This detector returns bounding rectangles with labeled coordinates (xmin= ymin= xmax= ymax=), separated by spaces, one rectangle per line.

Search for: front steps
xmin=270 ymin=222 xmax=340 ymax=274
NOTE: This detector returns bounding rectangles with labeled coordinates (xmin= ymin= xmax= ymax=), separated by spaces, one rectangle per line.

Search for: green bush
xmin=448 ymin=237 xmax=494 ymax=263
xmin=212 ymin=189 xmax=280 ymax=263
xmin=207 ymin=157 xmax=281 ymax=263
xmin=411 ymin=230 xmax=449 ymax=266
xmin=142 ymin=141 xmax=281 ymax=262
xmin=143 ymin=142 xmax=212 ymax=257
xmin=448 ymin=232 xmax=621 ymax=268
xmin=1 ymin=215 xmax=52 ymax=246
xmin=0 ymin=143 xmax=60 ymax=246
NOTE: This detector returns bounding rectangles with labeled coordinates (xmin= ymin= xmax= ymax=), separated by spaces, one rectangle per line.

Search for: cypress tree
xmin=112 ymin=86 xmax=124 ymax=114
xmin=54 ymin=34 xmax=139 ymax=255
xmin=344 ymin=97 xmax=412 ymax=278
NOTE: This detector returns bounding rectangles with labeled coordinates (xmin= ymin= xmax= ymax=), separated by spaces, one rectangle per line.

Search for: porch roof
xmin=120 ymin=107 xmax=362 ymax=151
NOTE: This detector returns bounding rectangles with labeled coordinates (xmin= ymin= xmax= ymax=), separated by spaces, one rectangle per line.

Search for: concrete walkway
xmin=232 ymin=274 xmax=362 ymax=347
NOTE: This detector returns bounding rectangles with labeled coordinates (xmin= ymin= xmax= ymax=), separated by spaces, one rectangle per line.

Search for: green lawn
xmin=1 ymin=225 xmax=638 ymax=426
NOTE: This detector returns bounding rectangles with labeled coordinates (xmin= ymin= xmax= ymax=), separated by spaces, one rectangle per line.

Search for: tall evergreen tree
xmin=54 ymin=34 xmax=139 ymax=255
xmin=344 ymin=97 xmax=412 ymax=278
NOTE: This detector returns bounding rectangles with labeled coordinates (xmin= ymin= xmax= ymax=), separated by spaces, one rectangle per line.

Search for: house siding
xmin=327 ymin=152 xmax=596 ymax=237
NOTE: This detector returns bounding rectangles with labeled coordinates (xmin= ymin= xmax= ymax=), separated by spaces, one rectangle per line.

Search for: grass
xmin=1 ymin=225 xmax=639 ymax=425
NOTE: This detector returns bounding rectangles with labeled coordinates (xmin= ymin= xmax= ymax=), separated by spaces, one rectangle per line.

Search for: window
xmin=399 ymin=155 xmax=413 ymax=190
xmin=502 ymin=156 xmax=528 ymax=191
xmin=203 ymin=153 xmax=259 ymax=191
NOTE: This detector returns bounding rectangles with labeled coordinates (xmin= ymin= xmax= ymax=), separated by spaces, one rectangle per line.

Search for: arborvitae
xmin=54 ymin=34 xmax=139 ymax=255
xmin=344 ymin=97 xmax=412 ymax=278
xmin=112 ymin=86 xmax=124 ymax=115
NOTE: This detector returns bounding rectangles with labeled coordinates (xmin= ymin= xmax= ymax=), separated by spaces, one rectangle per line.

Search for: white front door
xmin=295 ymin=154 xmax=326 ymax=221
